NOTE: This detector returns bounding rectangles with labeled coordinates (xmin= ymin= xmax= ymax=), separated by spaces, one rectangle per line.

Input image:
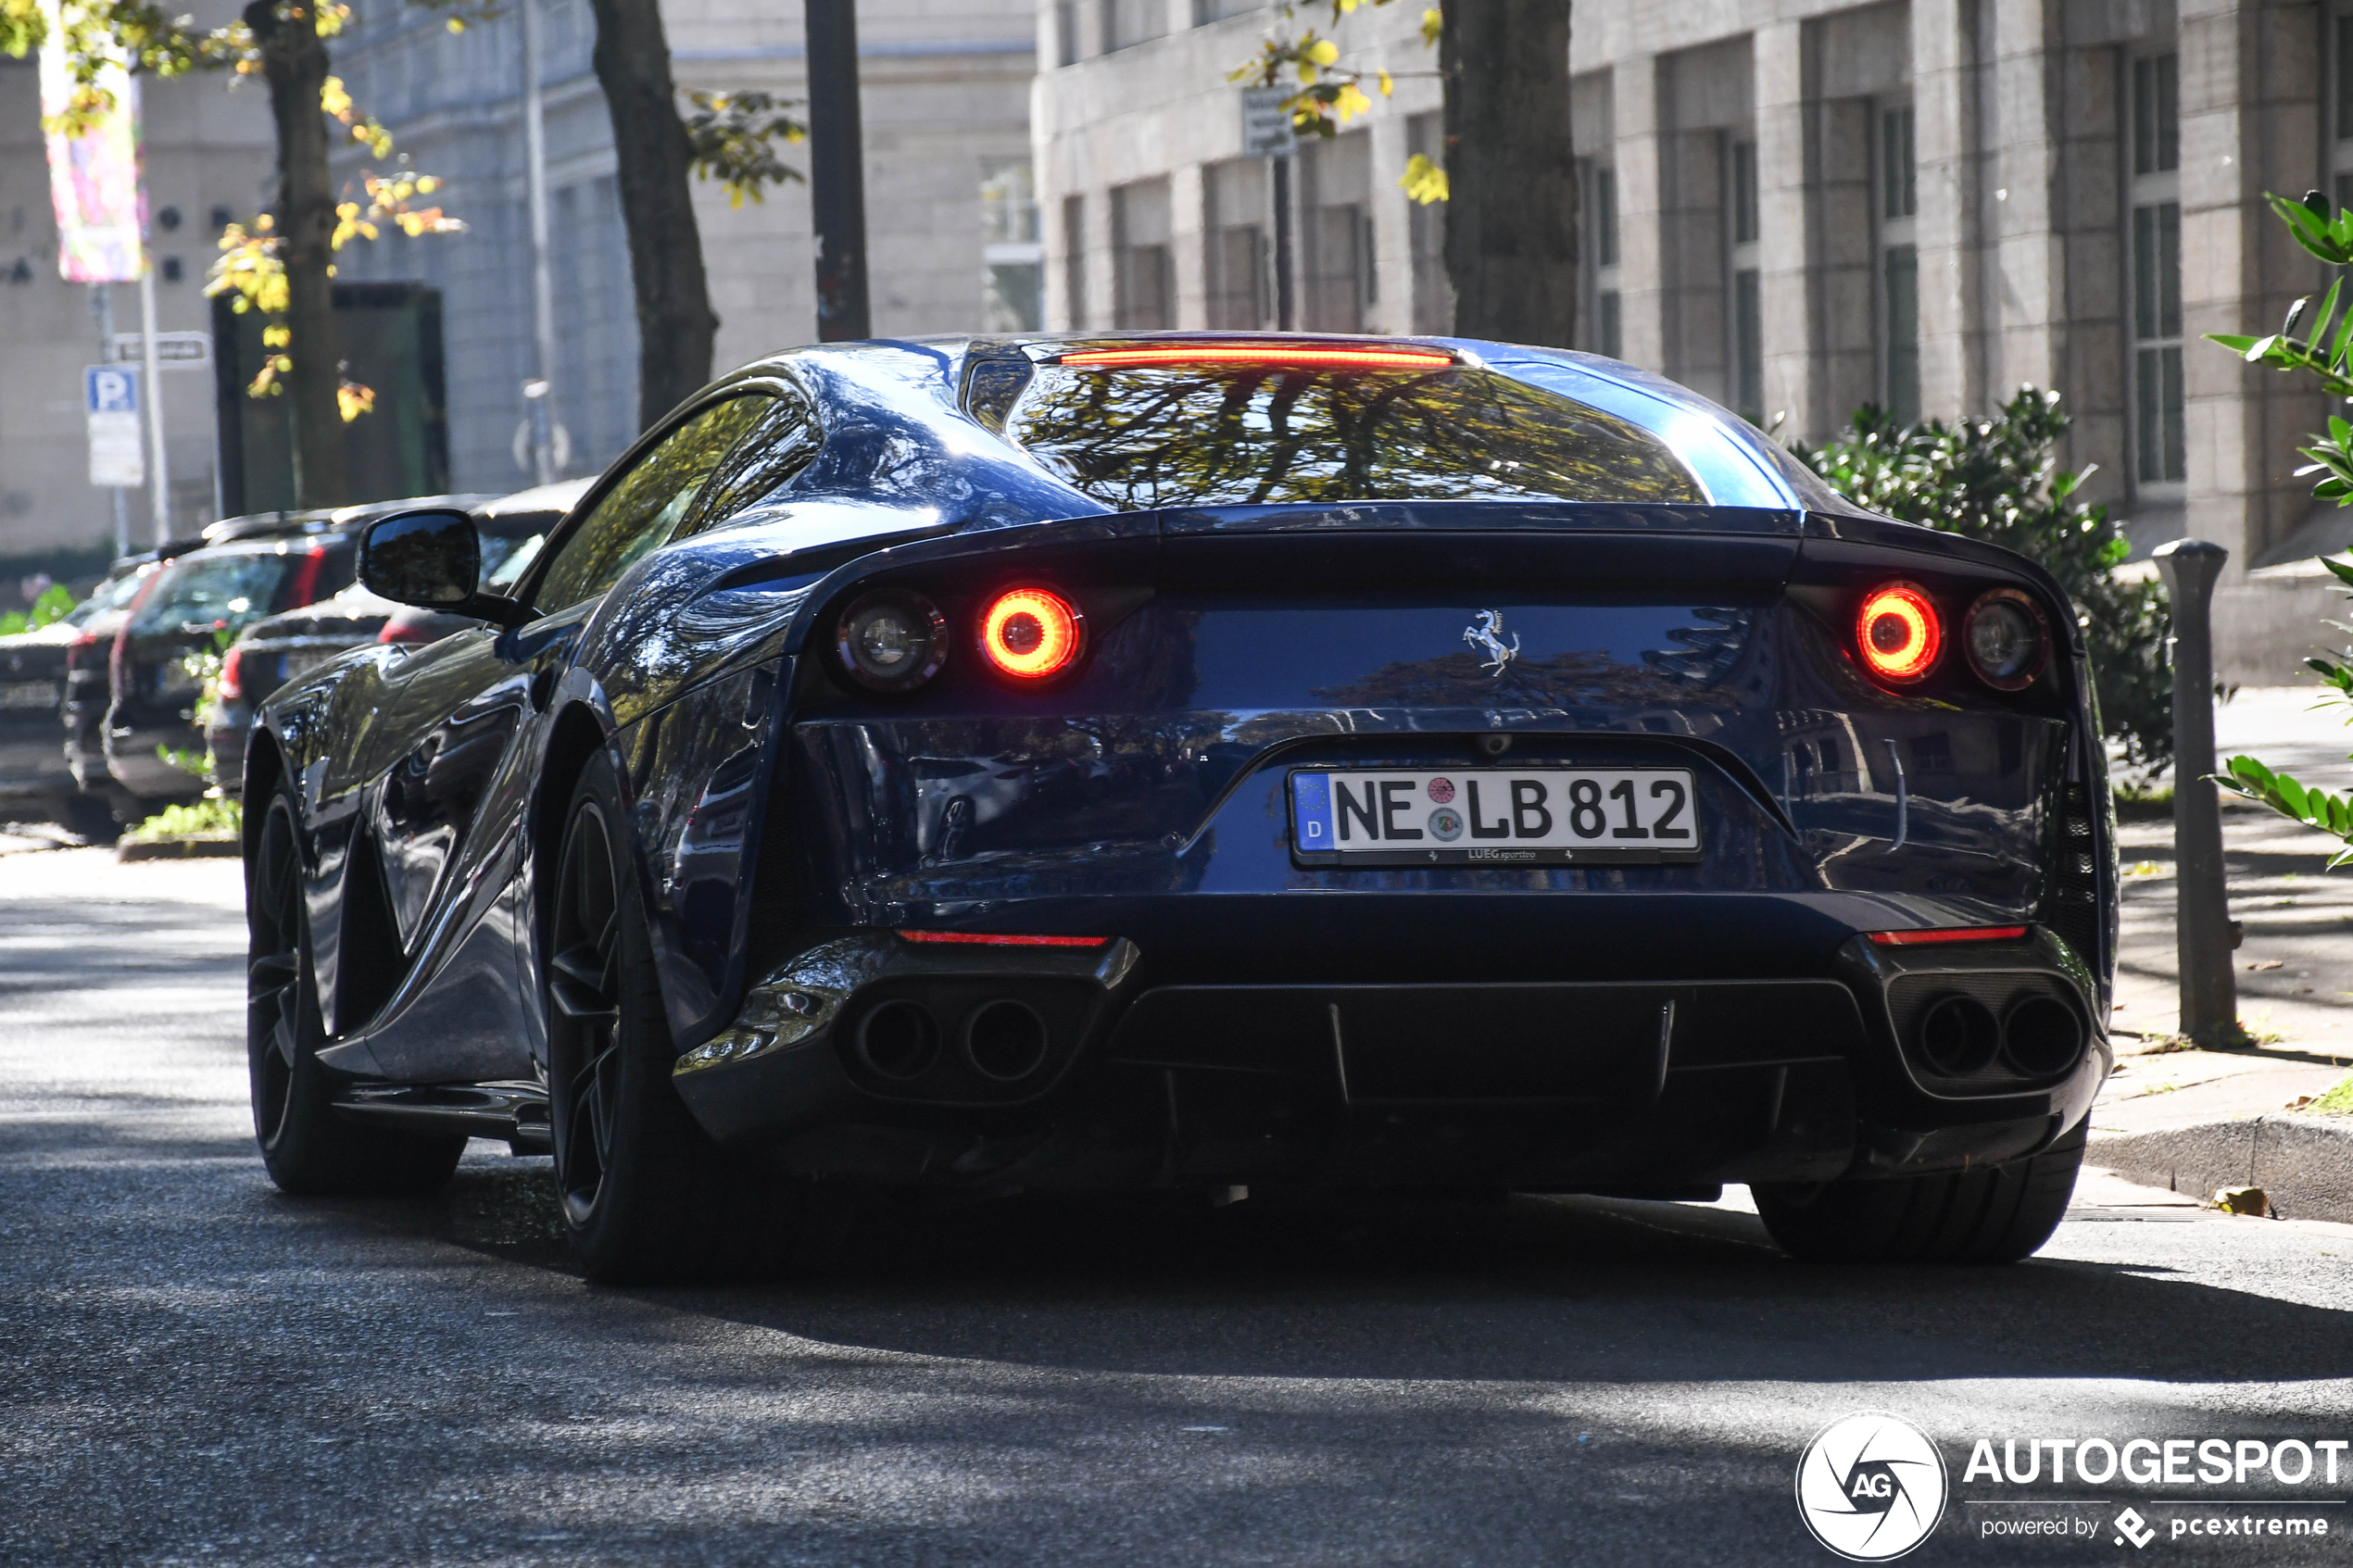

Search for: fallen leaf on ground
xmin=2246 ymin=960 xmax=2285 ymax=971
xmin=2209 ymin=1185 xmax=2272 ymax=1217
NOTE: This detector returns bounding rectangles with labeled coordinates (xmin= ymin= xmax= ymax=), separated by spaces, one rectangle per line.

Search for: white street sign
xmin=84 ymin=365 xmax=143 ymax=489
xmin=106 ymin=330 xmax=211 ymax=369
xmin=1242 ymin=86 xmax=1297 ymax=158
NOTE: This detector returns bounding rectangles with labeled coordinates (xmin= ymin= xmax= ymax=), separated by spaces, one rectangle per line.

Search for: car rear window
xmin=1000 ymin=358 xmax=1707 ymax=510
xmin=130 ymin=552 xmax=296 ymax=636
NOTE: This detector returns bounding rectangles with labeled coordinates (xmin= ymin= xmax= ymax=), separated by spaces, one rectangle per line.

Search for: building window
xmin=1112 ymin=178 xmax=1175 ymax=329
xmin=1102 ymin=0 xmax=1165 ymax=53
xmin=1056 ymin=0 xmax=1079 ymax=65
xmin=1302 ymin=131 xmax=1373 ymax=332
xmin=1880 ymin=105 xmax=1919 ymax=426
xmin=2130 ymin=52 xmax=2184 ymax=484
xmin=1407 ymin=112 xmax=1450 ymax=334
xmin=1062 ymin=194 xmax=1087 ymax=331
xmin=1729 ymin=137 xmax=1762 ymax=425
xmin=1192 ymin=0 xmax=1255 ymax=21
xmin=1586 ymin=159 xmax=1621 ymax=358
xmin=1203 ymin=159 xmax=1270 ymax=329
xmin=981 ymin=158 xmax=1042 ymax=332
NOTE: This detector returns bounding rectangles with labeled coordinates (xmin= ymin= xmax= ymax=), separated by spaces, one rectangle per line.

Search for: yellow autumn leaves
xmin=1227 ymin=0 xmax=1445 ymax=203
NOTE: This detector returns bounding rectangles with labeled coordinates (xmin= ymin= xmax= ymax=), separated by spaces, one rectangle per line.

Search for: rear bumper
xmin=105 ymin=720 xmax=206 ymax=802
xmin=672 ymin=922 xmax=2107 ymax=1193
xmin=0 ymin=726 xmax=72 ymax=809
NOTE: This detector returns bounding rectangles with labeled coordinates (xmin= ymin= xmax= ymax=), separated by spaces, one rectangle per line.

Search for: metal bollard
xmin=2153 ymin=539 xmax=2239 ymax=1046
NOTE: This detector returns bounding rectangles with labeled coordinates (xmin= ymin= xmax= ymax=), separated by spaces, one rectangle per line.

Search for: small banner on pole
xmin=37 ymin=1 xmax=146 ymax=284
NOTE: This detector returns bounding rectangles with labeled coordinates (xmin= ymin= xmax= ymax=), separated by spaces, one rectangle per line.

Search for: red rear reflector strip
xmin=1058 ymin=345 xmax=1454 ymax=370
xmin=1867 ymin=925 xmax=2031 ymax=947
xmin=897 ymin=931 xmax=1113 ymax=947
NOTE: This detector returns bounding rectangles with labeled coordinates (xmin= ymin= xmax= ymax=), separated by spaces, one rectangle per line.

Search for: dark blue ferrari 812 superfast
xmin=242 ymin=335 xmax=2116 ymax=1280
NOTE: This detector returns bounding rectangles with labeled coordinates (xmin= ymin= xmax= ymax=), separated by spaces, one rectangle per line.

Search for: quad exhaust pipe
xmin=1914 ymin=992 xmax=2084 ymax=1079
xmin=851 ymin=996 xmax=1053 ymax=1085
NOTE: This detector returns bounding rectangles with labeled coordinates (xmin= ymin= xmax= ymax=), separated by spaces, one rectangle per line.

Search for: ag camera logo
xmin=1796 ymin=1413 xmax=1949 ymax=1561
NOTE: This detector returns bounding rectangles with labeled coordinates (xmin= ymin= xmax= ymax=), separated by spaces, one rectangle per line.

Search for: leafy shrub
xmin=1791 ymin=389 xmax=2174 ymax=775
xmin=127 ymin=797 xmax=242 ymax=842
xmin=2202 ymin=190 xmax=2353 ymax=866
xmin=0 ymin=583 xmax=77 ymax=637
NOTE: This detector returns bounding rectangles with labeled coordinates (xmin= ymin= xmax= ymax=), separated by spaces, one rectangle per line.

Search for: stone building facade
xmin=329 ymin=0 xmax=1039 ymax=495
xmin=0 ymin=6 xmax=273 ymax=564
xmin=1034 ymin=0 xmax=2353 ymax=682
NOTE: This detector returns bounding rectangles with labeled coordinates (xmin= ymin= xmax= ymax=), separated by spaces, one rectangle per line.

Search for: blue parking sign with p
xmin=85 ymin=366 xmax=138 ymax=414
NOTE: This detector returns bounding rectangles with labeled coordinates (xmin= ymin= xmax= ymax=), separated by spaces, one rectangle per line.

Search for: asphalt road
xmin=6 ymin=848 xmax=2353 ymax=1567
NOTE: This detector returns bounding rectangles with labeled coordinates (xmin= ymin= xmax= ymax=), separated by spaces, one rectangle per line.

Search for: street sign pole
xmin=804 ymin=0 xmax=871 ymax=342
xmin=1240 ymin=88 xmax=1297 ymax=331
xmin=136 ymin=264 xmax=169 ymax=544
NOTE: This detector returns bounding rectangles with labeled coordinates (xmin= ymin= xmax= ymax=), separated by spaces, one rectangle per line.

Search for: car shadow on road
xmin=389 ymin=1161 xmax=2353 ymax=1391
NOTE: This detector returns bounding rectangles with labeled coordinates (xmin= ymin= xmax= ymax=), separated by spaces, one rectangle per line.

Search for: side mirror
xmin=358 ymin=508 xmax=529 ymax=629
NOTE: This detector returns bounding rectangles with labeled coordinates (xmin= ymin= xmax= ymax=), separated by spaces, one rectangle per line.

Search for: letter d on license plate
xmin=1290 ymin=768 xmax=1705 ymax=866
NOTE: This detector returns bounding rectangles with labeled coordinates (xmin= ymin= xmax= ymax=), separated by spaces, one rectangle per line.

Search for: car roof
xmin=200 ymin=493 xmax=497 ymax=545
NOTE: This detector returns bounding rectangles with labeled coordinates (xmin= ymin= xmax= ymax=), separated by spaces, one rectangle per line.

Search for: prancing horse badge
xmin=1463 ymin=609 xmax=1520 ymax=676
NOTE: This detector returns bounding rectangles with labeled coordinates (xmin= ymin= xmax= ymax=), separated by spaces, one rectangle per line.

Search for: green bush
xmin=0 ymin=583 xmax=77 ymax=638
xmin=1791 ymin=388 xmax=2174 ymax=776
xmin=127 ymin=797 xmax=242 ymax=842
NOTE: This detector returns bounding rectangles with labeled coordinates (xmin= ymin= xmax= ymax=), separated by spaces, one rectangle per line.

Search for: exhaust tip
xmin=963 ymin=998 xmax=1050 ymax=1082
xmin=1917 ymin=994 xmax=2000 ymax=1076
xmin=2002 ymin=996 xmax=2084 ymax=1076
xmin=856 ymin=999 xmax=940 ymax=1080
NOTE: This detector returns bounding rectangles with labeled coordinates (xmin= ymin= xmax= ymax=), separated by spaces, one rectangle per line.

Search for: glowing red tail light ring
xmin=1855 ymin=581 xmax=1944 ymax=684
xmin=979 ymin=587 xmax=1084 ymax=680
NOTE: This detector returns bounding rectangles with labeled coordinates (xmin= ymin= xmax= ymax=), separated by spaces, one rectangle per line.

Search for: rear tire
xmin=247 ymin=786 xmax=466 ymax=1196
xmin=55 ymin=793 xmax=117 ymax=842
xmin=1752 ymin=1123 xmax=2085 ymax=1264
xmin=546 ymin=752 xmax=821 ymax=1284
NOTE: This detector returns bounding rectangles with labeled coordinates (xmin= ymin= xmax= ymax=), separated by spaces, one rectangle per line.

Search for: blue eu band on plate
xmin=1290 ymin=768 xmax=1704 ymax=865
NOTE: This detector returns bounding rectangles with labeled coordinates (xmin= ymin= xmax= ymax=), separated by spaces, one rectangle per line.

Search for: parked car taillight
xmin=1961 ymin=587 xmax=2050 ymax=691
xmin=836 ymin=590 xmax=949 ymax=692
xmin=216 ymin=646 xmax=245 ymax=703
xmin=1854 ymin=581 xmax=1943 ymax=684
xmin=978 ymin=587 xmax=1083 ymax=681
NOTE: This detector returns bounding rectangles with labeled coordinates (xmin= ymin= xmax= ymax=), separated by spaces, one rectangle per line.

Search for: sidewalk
xmin=2092 ymin=685 xmax=2353 ymax=1214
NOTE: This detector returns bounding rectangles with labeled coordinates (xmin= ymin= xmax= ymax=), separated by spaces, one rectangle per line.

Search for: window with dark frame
xmin=1062 ymin=194 xmax=1088 ymax=331
xmin=1881 ymin=104 xmax=1919 ymax=426
xmin=2130 ymin=51 xmax=2184 ymax=485
xmin=1730 ymin=137 xmax=1763 ymax=424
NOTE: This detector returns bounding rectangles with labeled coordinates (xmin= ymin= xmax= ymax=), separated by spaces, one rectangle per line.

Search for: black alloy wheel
xmin=246 ymin=785 xmax=465 ymax=1195
xmin=547 ymin=786 xmax=626 ymax=1230
xmin=545 ymin=752 xmax=826 ymax=1283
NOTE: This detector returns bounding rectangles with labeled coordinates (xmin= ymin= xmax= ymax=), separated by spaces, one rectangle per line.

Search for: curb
xmin=2090 ymin=1116 xmax=2353 ymax=1223
xmin=116 ymin=834 xmax=240 ymax=862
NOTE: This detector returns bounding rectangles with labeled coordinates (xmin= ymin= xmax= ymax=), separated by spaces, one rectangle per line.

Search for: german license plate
xmin=1290 ymin=768 xmax=1704 ymax=866
xmin=0 ymin=679 xmax=60 ymax=710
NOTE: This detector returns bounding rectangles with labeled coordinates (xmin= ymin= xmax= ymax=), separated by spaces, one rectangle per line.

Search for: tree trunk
xmin=247 ymin=0 xmax=348 ymax=508
xmin=585 ymin=0 xmax=718 ymax=431
xmin=1439 ymin=0 xmax=1578 ymax=347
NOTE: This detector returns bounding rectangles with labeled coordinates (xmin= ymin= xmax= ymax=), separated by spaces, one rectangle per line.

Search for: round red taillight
xmin=979 ymin=587 xmax=1082 ymax=680
xmin=1855 ymin=582 xmax=1943 ymax=684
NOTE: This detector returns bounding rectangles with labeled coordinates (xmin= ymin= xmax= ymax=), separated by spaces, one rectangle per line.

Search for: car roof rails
xmin=200 ymin=508 xmax=338 ymax=544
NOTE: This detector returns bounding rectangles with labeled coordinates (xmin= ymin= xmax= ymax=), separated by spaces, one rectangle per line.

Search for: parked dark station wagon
xmin=242 ymin=335 xmax=2116 ymax=1281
